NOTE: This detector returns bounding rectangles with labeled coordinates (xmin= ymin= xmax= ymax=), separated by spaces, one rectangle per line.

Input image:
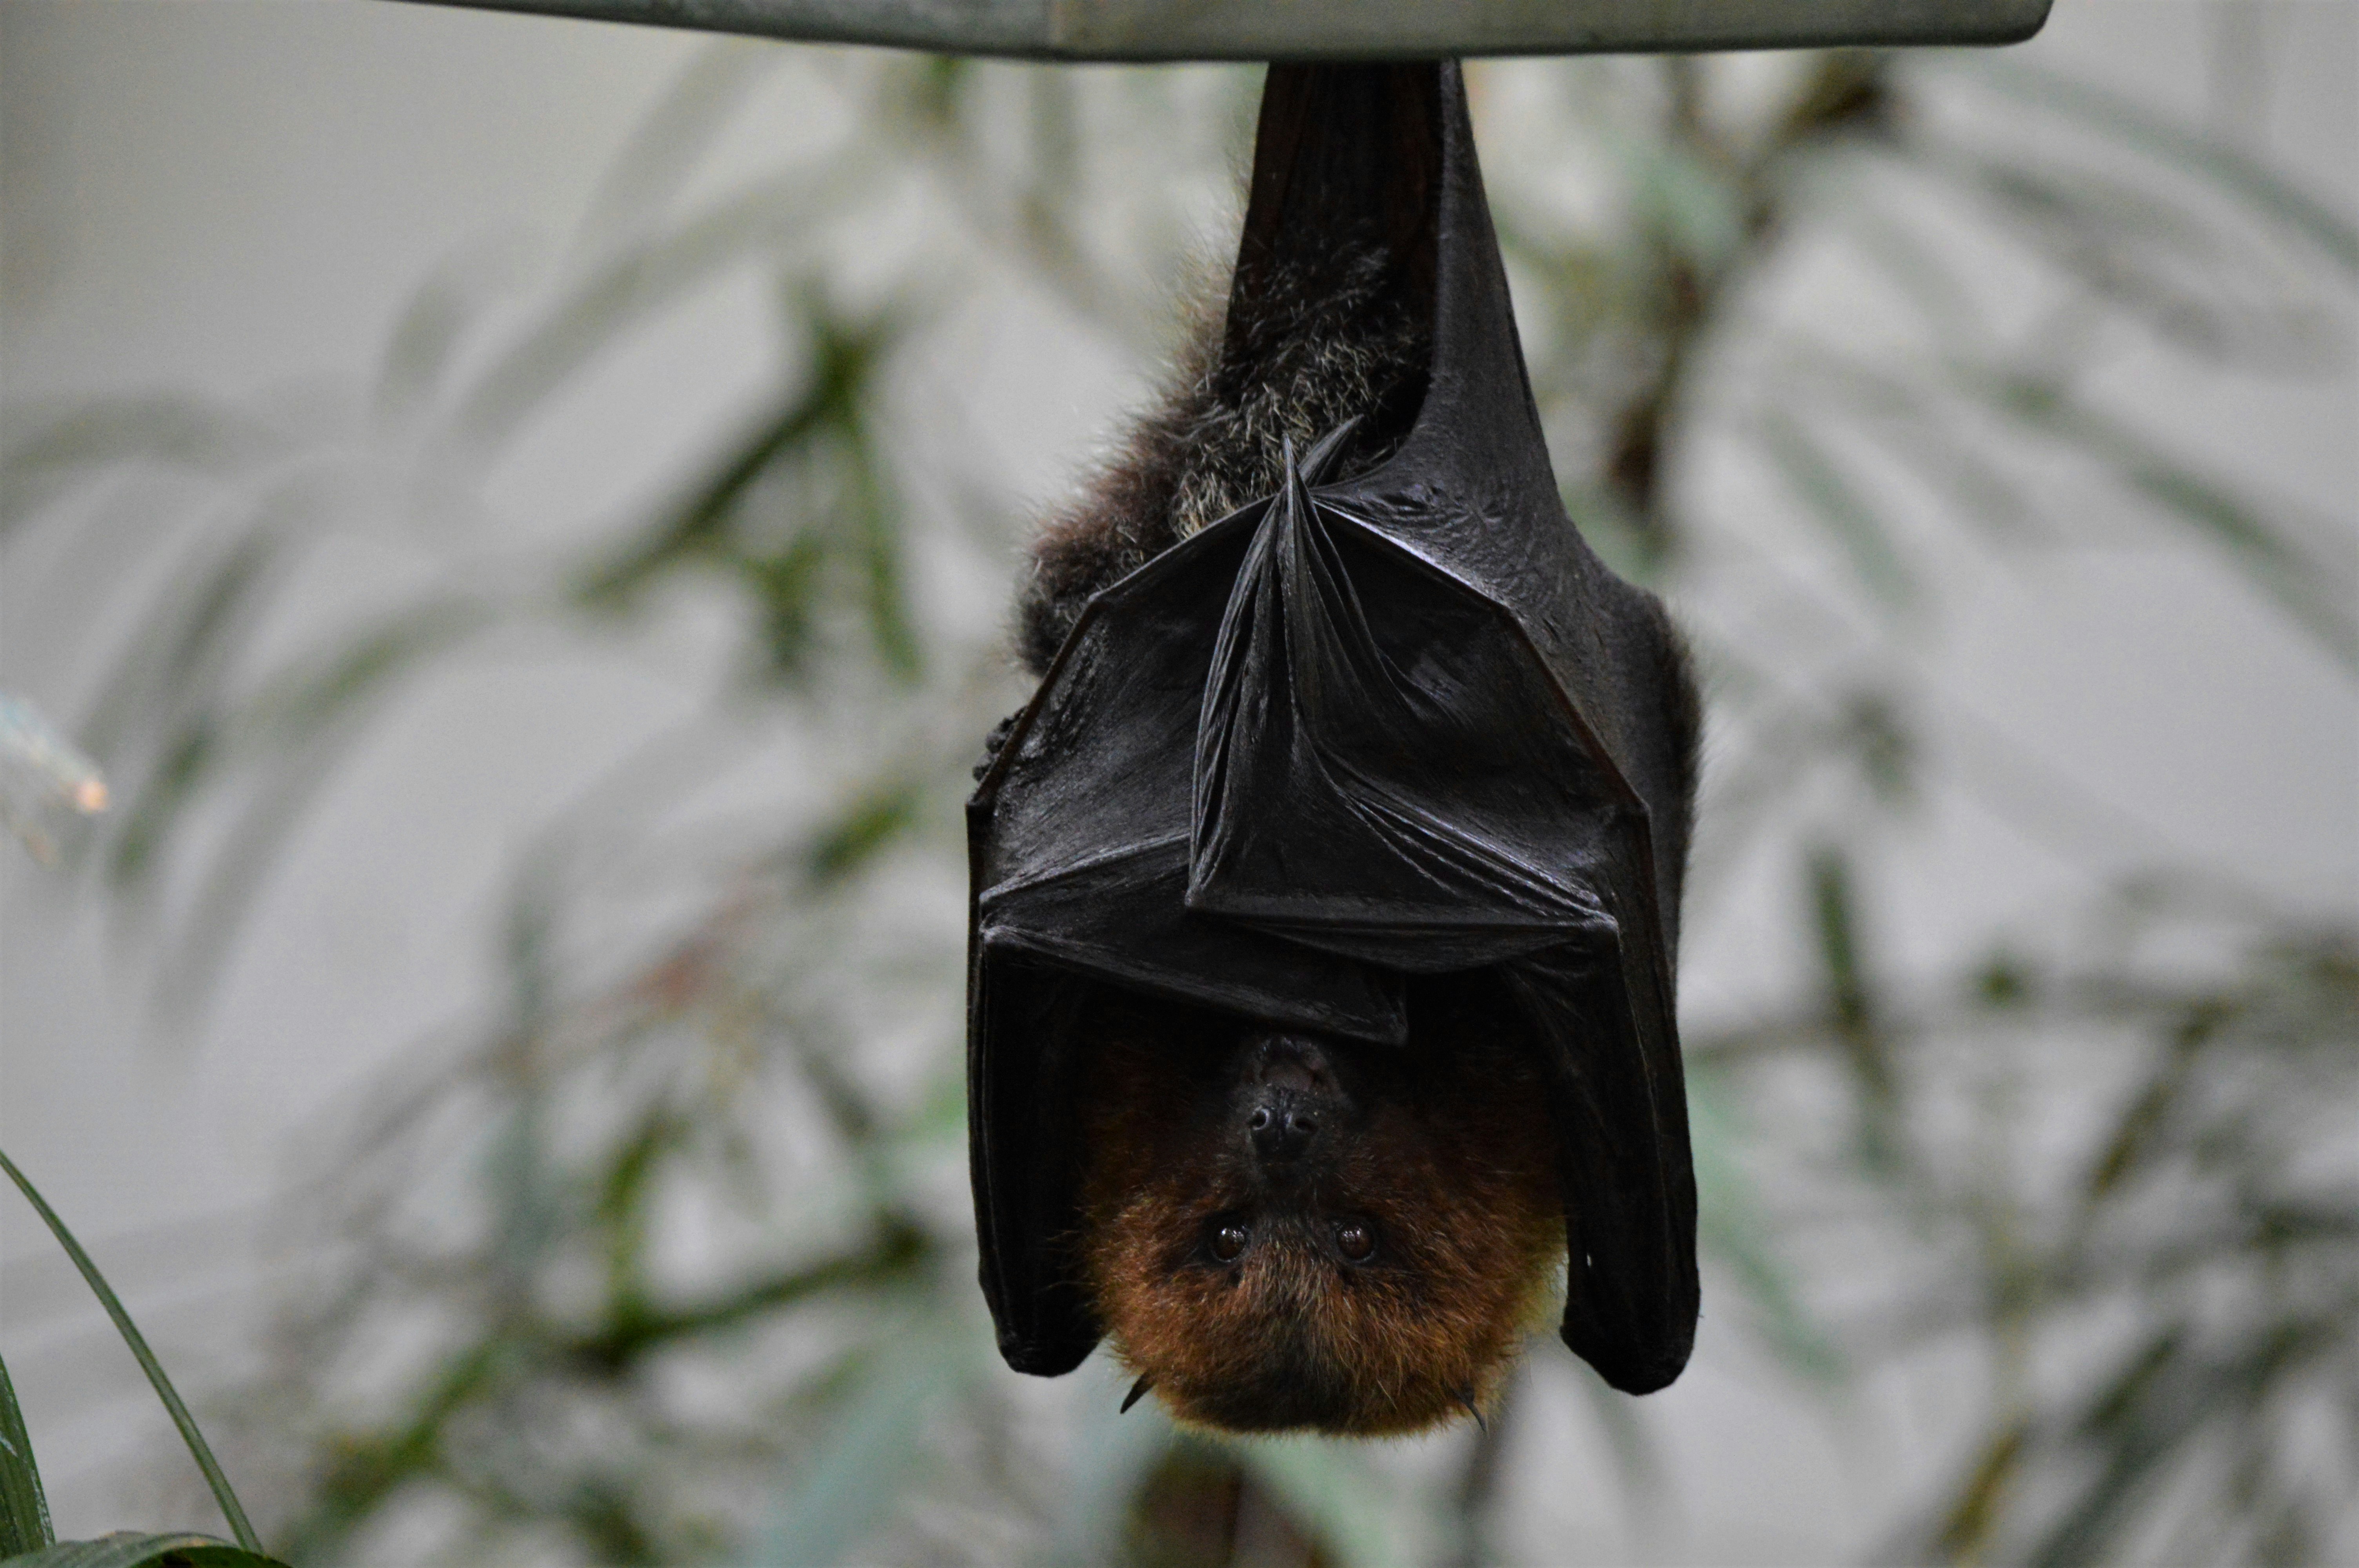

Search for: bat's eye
xmin=1210 ymin=1222 xmax=1250 ymax=1262
xmin=1334 ymin=1220 xmax=1377 ymax=1263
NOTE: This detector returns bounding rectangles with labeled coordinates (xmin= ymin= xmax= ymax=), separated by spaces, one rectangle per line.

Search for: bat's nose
xmin=1247 ymin=1098 xmax=1321 ymax=1163
xmin=1245 ymin=1034 xmax=1335 ymax=1165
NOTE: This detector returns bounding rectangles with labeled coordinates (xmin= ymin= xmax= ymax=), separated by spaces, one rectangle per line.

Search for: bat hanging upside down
xmin=967 ymin=61 xmax=1703 ymax=1436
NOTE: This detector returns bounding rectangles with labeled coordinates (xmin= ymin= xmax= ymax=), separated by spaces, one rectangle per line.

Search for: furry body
xmin=1016 ymin=238 xmax=1430 ymax=677
xmin=970 ymin=59 xmax=1705 ymax=1435
xmin=1010 ymin=240 xmax=1574 ymax=1436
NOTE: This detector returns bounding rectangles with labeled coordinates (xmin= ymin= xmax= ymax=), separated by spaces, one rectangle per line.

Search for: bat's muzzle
xmin=1243 ymin=1034 xmax=1341 ymax=1167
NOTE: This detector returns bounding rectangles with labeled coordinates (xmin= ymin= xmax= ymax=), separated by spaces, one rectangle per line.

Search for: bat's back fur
xmin=1015 ymin=232 xmax=1430 ymax=676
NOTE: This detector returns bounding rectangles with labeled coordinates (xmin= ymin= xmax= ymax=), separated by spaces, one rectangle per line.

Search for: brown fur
xmin=1074 ymin=981 xmax=1564 ymax=1436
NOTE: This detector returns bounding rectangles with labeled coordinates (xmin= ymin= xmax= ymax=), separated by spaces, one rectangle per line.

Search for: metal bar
xmin=394 ymin=0 xmax=2053 ymax=60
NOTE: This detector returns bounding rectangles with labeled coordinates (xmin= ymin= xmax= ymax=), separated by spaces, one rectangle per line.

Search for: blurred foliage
xmin=0 ymin=1151 xmax=268 ymax=1558
xmin=0 ymin=1152 xmax=287 ymax=1567
xmin=3 ymin=33 xmax=2353 ymax=1568
xmin=1690 ymin=880 xmax=2356 ymax=1566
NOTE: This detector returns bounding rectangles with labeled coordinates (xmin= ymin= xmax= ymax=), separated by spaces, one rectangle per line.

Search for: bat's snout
xmin=1243 ymin=1034 xmax=1339 ymax=1167
xmin=1246 ymin=1100 xmax=1321 ymax=1163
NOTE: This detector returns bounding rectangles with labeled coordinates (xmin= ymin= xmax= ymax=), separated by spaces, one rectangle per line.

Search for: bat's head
xmin=1075 ymin=981 xmax=1564 ymax=1436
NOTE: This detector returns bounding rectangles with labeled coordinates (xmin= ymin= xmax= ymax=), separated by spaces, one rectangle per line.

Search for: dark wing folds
xmin=1190 ymin=452 xmax=1621 ymax=973
xmin=968 ymin=60 xmax=1699 ymax=1394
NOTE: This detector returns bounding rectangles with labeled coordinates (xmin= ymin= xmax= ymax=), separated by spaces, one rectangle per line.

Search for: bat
xmin=967 ymin=61 xmax=1701 ymax=1436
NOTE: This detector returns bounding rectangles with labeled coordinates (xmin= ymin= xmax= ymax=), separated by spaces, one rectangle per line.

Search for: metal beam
xmin=395 ymin=0 xmax=2053 ymax=60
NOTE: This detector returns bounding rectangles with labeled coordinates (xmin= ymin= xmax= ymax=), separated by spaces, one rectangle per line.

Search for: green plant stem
xmin=0 ymin=1146 xmax=263 ymax=1555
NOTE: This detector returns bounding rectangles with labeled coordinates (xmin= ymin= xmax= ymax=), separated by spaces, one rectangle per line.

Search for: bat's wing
xmin=969 ymin=433 xmax=1407 ymax=1376
xmin=1186 ymin=63 xmax=1699 ymax=1393
xmin=1190 ymin=463 xmax=1696 ymax=1394
xmin=970 ymin=61 xmax=1699 ymax=1393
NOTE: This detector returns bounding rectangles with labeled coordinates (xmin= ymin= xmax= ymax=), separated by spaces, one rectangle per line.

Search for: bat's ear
xmin=1223 ymin=64 xmax=1444 ymax=373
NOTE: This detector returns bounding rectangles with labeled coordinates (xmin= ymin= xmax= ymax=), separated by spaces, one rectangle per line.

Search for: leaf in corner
xmin=0 ymin=1350 xmax=54 ymax=1555
xmin=0 ymin=1534 xmax=288 ymax=1568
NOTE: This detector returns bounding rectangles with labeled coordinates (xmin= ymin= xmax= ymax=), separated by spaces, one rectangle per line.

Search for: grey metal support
xmin=393 ymin=0 xmax=2052 ymax=59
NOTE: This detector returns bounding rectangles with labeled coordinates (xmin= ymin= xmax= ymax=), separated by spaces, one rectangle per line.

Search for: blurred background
xmin=1 ymin=1 xmax=2352 ymax=1563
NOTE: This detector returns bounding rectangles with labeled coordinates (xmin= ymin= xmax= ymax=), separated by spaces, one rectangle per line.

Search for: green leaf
xmin=1966 ymin=56 xmax=2359 ymax=276
xmin=805 ymin=779 xmax=921 ymax=886
xmin=371 ymin=265 xmax=487 ymax=428
xmin=248 ymin=600 xmax=493 ymax=742
xmin=849 ymin=446 xmax=921 ymax=685
xmin=0 ymin=397 xmax=280 ymax=539
xmin=1956 ymin=369 xmax=2358 ymax=671
xmin=576 ymin=305 xmax=921 ymax=686
xmin=1807 ymin=846 xmax=1899 ymax=1173
xmin=0 ymin=1533 xmax=287 ymax=1568
xmin=452 ymin=163 xmax=869 ymax=461
xmin=1808 ymin=846 xmax=1876 ymax=1042
xmin=577 ymin=388 xmax=843 ymax=612
xmin=747 ymin=535 xmax=829 ymax=680
xmin=1925 ymin=1421 xmax=2030 ymax=1563
xmin=572 ymin=41 xmax=788 ymax=256
xmin=0 ymin=1152 xmax=263 ymax=1555
xmin=84 ymin=525 xmax=281 ymax=773
xmin=0 ymin=1352 xmax=54 ymax=1555
xmin=1930 ymin=151 xmax=2330 ymax=367
xmin=1858 ymin=396 xmax=2045 ymax=549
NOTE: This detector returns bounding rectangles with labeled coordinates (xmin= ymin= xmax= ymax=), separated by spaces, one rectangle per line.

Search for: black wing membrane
xmin=969 ymin=61 xmax=1700 ymax=1394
